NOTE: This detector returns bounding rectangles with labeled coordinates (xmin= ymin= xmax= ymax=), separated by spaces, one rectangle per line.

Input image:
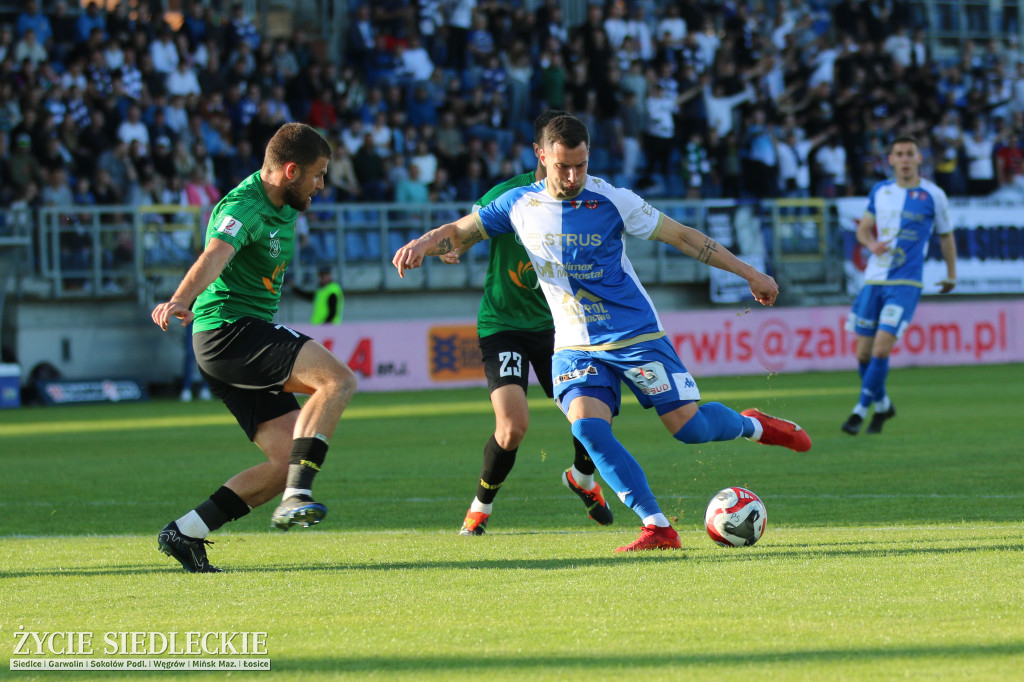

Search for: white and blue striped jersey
xmin=863 ymin=178 xmax=952 ymax=287
xmin=475 ymin=175 xmax=666 ymax=351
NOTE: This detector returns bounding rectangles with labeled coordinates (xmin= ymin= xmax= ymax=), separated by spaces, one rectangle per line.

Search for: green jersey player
xmin=151 ymin=123 xmax=357 ymax=572
xmin=441 ymin=111 xmax=613 ymax=536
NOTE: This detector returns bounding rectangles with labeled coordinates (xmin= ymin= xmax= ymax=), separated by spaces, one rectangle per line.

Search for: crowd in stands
xmin=3 ymin=0 xmax=1024 ymax=260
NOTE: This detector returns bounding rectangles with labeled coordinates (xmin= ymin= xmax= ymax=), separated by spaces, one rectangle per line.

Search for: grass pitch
xmin=2 ymin=363 xmax=1023 ymax=680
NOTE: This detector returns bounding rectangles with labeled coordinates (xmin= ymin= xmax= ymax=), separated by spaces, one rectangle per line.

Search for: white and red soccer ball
xmin=705 ymin=487 xmax=767 ymax=547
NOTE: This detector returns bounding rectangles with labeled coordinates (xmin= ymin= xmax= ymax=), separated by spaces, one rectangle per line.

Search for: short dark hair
xmin=889 ymin=135 xmax=919 ymax=152
xmin=264 ymin=123 xmax=330 ymax=170
xmin=543 ymin=113 xmax=590 ymax=151
xmin=533 ymin=109 xmax=569 ymax=145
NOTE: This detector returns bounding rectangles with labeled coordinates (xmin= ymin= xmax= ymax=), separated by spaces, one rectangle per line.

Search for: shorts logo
xmin=554 ymin=366 xmax=597 ymax=386
xmin=217 ymin=216 xmax=242 ymax=237
xmin=625 ymin=362 xmax=672 ymax=396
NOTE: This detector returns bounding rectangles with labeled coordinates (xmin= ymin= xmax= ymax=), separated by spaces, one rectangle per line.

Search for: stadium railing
xmin=20 ymin=199 xmax=845 ymax=303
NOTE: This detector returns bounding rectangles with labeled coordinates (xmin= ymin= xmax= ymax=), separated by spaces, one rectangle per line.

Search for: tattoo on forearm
xmin=427 ymin=237 xmax=453 ymax=255
xmin=697 ymin=237 xmax=719 ymax=264
xmin=458 ymin=229 xmax=483 ymax=251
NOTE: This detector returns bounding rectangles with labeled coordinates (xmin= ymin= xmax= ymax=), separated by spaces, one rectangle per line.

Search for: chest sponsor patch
xmin=217 ymin=215 xmax=243 ymax=237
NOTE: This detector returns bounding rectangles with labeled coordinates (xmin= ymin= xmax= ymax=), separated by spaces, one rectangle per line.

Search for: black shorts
xmin=193 ymin=317 xmax=311 ymax=441
xmin=479 ymin=329 xmax=556 ymax=398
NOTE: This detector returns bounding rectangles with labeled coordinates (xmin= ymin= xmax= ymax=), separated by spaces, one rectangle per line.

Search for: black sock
xmin=572 ymin=436 xmax=596 ymax=476
xmin=475 ymin=434 xmax=517 ymax=504
xmin=195 ymin=486 xmax=250 ymax=533
xmin=285 ymin=437 xmax=329 ymax=495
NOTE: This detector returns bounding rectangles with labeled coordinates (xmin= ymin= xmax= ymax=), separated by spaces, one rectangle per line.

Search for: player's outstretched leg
xmin=561 ymin=437 xmax=613 ymax=525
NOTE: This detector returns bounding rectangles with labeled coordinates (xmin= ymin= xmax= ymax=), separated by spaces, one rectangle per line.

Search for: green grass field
xmin=2 ymin=363 xmax=1023 ymax=680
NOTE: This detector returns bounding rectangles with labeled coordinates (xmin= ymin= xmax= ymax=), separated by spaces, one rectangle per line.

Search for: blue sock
xmin=570 ymin=418 xmax=661 ymax=520
xmin=859 ymin=356 xmax=889 ymax=408
xmin=858 ymin=361 xmax=869 ymax=380
xmin=673 ymin=402 xmax=753 ymax=443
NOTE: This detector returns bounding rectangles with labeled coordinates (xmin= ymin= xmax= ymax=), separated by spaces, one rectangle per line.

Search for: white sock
xmin=175 ymin=510 xmax=210 ymax=539
xmin=283 ymin=488 xmax=312 ymax=501
xmin=470 ymin=498 xmax=493 ymax=514
xmin=852 ymin=404 xmax=869 ymax=418
xmin=746 ymin=416 xmax=763 ymax=442
xmin=570 ymin=466 xmax=595 ymax=490
xmin=875 ymin=396 xmax=891 ymax=412
xmin=643 ymin=513 xmax=671 ymax=528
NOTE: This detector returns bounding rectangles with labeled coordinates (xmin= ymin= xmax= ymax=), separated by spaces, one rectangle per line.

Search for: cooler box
xmin=0 ymin=364 xmax=21 ymax=408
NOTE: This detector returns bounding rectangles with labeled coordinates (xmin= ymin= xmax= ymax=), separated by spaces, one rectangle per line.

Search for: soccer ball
xmin=704 ymin=487 xmax=767 ymax=547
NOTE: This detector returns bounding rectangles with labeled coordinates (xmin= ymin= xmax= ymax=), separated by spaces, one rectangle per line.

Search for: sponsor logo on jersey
xmin=584 ymin=199 xmax=598 ymax=209
xmin=217 ymin=216 xmax=242 ymax=236
xmin=269 ymin=237 xmax=281 ymax=258
xmin=508 ymin=260 xmax=539 ymax=289
xmin=527 ymin=197 xmax=541 ymax=208
xmin=523 ymin=232 xmax=603 ymax=249
xmin=625 ymin=362 xmax=673 ymax=396
xmin=554 ymin=365 xmax=597 ymax=386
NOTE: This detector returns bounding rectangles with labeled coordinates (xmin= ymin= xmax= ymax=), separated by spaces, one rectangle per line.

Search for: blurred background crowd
xmin=3 ymin=0 xmax=1024 ymax=231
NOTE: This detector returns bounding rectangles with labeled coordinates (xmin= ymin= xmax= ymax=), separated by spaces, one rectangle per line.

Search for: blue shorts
xmin=845 ymin=284 xmax=921 ymax=338
xmin=552 ymin=337 xmax=701 ymax=416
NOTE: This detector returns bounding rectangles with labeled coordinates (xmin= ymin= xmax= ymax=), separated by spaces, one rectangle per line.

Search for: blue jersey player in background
xmin=842 ymin=135 xmax=958 ymax=435
xmin=394 ymin=113 xmax=812 ymax=553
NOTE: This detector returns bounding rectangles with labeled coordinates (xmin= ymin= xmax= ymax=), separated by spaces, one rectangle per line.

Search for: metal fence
xmin=5 ymin=198 xmax=845 ymax=304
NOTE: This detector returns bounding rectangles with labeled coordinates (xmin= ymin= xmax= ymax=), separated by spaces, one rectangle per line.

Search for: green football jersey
xmin=192 ymin=172 xmax=298 ymax=332
xmin=474 ymin=171 xmax=554 ymax=337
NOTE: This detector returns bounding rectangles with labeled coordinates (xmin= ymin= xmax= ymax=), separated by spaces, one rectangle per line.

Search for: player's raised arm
xmin=393 ymin=213 xmax=486 ymax=278
xmin=655 ymin=215 xmax=779 ymax=306
xmin=151 ymin=238 xmax=236 ymax=330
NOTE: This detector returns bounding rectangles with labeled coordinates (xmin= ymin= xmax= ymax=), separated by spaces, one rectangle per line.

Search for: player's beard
xmin=283 ymin=176 xmax=313 ymax=212
xmin=549 ymin=178 xmax=584 ymax=200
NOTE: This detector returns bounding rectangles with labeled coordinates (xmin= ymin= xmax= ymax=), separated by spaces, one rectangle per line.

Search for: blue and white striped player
xmin=842 ymin=135 xmax=958 ymax=436
xmin=394 ymin=113 xmax=812 ymax=553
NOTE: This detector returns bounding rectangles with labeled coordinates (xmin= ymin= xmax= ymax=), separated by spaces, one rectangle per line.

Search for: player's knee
xmin=495 ymin=422 xmax=527 ymax=450
xmin=320 ymin=363 xmax=357 ymax=403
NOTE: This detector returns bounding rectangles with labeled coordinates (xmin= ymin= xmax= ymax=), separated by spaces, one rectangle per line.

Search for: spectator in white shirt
xmin=814 ymin=135 xmax=848 ymax=197
xmin=963 ymin=119 xmax=997 ymax=196
xmin=705 ymin=78 xmax=754 ymax=138
xmin=149 ymin=28 xmax=180 ymax=75
xmin=884 ymin=27 xmax=913 ymax=68
xmin=117 ymin=104 xmax=150 ymax=155
xmin=603 ymin=0 xmax=629 ymax=50
xmin=165 ymin=60 xmax=201 ymax=98
xmin=656 ymin=4 xmax=686 ymax=52
xmin=397 ymin=36 xmax=434 ymax=83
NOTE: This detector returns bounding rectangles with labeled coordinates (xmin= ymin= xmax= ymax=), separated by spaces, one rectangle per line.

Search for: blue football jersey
xmin=862 ymin=178 xmax=952 ymax=287
xmin=475 ymin=175 xmax=666 ymax=351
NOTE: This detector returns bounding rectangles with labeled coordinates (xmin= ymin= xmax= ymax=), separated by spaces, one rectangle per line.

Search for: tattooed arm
xmin=655 ymin=214 xmax=779 ymax=306
xmin=392 ymin=213 xmax=486 ymax=278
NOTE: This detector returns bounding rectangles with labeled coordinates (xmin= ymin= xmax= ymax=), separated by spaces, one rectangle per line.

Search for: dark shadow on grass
xmin=274 ymin=642 xmax=1024 ymax=672
xmin=16 ymin=642 xmax=1021 ymax=678
xmin=0 ymin=553 xmax=690 ymax=578
xmin=3 ymin=540 xmax=1022 ymax=578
